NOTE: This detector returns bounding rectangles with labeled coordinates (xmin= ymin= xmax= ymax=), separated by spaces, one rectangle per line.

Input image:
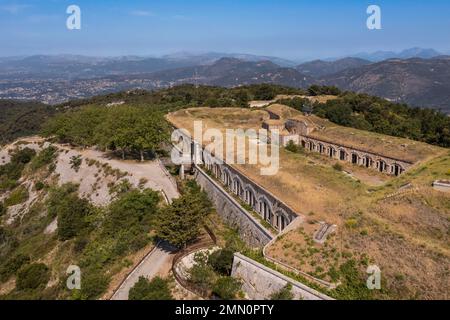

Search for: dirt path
xmin=78 ymin=148 xmax=180 ymax=201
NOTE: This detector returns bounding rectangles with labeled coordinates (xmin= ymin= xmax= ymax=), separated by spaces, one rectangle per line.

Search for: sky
xmin=1 ymin=0 xmax=450 ymax=60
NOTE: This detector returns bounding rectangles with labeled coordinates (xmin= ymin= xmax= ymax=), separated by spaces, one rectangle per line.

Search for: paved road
xmin=111 ymin=242 xmax=177 ymax=300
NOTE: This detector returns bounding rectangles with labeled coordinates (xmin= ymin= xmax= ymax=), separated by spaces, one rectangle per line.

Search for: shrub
xmin=0 ymin=202 xmax=5 ymax=217
xmin=269 ymin=283 xmax=294 ymax=300
xmin=208 ymin=248 xmax=235 ymax=276
xmin=57 ymin=194 xmax=92 ymax=241
xmin=104 ymin=189 xmax=160 ymax=236
xmin=30 ymin=146 xmax=57 ymax=170
xmin=345 ymin=218 xmax=359 ymax=229
xmin=16 ymin=263 xmax=50 ymax=290
xmin=285 ymin=140 xmax=300 ymax=153
xmin=79 ymin=269 xmax=110 ymax=300
xmin=10 ymin=148 xmax=36 ymax=164
xmin=34 ymin=181 xmax=45 ymax=191
xmin=333 ymin=163 xmax=343 ymax=171
xmin=0 ymin=253 xmax=30 ymax=282
xmin=70 ymin=155 xmax=83 ymax=172
xmin=4 ymin=186 xmax=29 ymax=207
xmin=188 ymin=252 xmax=217 ymax=294
xmin=109 ymin=179 xmax=132 ymax=197
xmin=332 ymin=259 xmax=374 ymax=300
xmin=73 ymin=237 xmax=89 ymax=254
xmin=129 ymin=276 xmax=173 ymax=300
xmin=212 ymin=277 xmax=242 ymax=300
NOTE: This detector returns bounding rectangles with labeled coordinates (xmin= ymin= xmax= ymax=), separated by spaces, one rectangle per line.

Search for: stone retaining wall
xmin=231 ymin=253 xmax=333 ymax=300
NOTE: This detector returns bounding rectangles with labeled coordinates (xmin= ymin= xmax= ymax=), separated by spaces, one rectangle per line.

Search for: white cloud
xmin=172 ymin=15 xmax=191 ymax=21
xmin=130 ymin=10 xmax=154 ymax=17
xmin=0 ymin=4 xmax=32 ymax=14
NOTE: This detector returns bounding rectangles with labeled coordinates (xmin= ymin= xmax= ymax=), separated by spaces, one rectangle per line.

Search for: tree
xmin=254 ymin=84 xmax=276 ymax=101
xmin=269 ymin=284 xmax=294 ymax=300
xmin=0 ymin=253 xmax=30 ymax=282
xmin=47 ymin=184 xmax=93 ymax=241
xmin=157 ymin=182 xmax=212 ymax=248
xmin=188 ymin=252 xmax=217 ymax=295
xmin=285 ymin=140 xmax=300 ymax=153
xmin=213 ymin=277 xmax=242 ymax=300
xmin=129 ymin=276 xmax=173 ymax=300
xmin=100 ymin=189 xmax=161 ymax=256
xmin=208 ymin=248 xmax=235 ymax=276
xmin=132 ymin=110 xmax=170 ymax=161
xmin=78 ymin=269 xmax=110 ymax=300
xmin=16 ymin=263 xmax=50 ymax=290
xmin=11 ymin=148 xmax=36 ymax=164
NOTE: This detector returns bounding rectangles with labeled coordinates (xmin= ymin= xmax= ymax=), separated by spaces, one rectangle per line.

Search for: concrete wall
xmin=194 ymin=167 xmax=273 ymax=248
xmin=231 ymin=253 xmax=333 ymax=300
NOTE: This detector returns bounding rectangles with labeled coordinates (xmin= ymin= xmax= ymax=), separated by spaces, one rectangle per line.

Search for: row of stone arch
xmin=300 ymin=139 xmax=405 ymax=176
xmin=205 ymin=155 xmax=292 ymax=232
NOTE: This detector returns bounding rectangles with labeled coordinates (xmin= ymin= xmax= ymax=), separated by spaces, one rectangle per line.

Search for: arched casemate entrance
xmin=393 ymin=163 xmax=404 ymax=176
xmin=328 ymin=147 xmax=336 ymax=158
xmin=275 ymin=209 xmax=289 ymax=231
xmin=232 ymin=176 xmax=244 ymax=198
xmin=244 ymin=186 xmax=257 ymax=209
xmin=378 ymin=160 xmax=387 ymax=173
xmin=351 ymin=153 xmax=359 ymax=165
xmin=364 ymin=156 xmax=373 ymax=168
xmin=258 ymin=196 xmax=273 ymax=224
xmin=222 ymin=169 xmax=232 ymax=188
xmin=318 ymin=144 xmax=325 ymax=154
xmin=212 ymin=163 xmax=221 ymax=178
xmin=339 ymin=149 xmax=347 ymax=161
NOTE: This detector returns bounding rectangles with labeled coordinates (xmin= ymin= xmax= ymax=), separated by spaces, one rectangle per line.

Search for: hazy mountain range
xmin=0 ymin=48 xmax=449 ymax=113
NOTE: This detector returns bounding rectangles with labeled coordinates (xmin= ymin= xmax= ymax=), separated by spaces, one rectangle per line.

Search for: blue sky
xmin=1 ymin=0 xmax=450 ymax=59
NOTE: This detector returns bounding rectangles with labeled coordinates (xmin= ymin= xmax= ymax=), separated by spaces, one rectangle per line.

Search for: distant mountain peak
xmin=351 ymin=47 xmax=442 ymax=62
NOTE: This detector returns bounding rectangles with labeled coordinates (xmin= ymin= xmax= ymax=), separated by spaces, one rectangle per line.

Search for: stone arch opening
xmin=222 ymin=169 xmax=232 ymax=188
xmin=318 ymin=144 xmax=325 ymax=154
xmin=275 ymin=209 xmax=289 ymax=231
xmin=244 ymin=186 xmax=257 ymax=209
xmin=232 ymin=176 xmax=244 ymax=198
xmin=364 ymin=156 xmax=373 ymax=168
xmin=393 ymin=163 xmax=404 ymax=176
xmin=212 ymin=163 xmax=220 ymax=178
xmin=258 ymin=196 xmax=273 ymax=224
xmin=301 ymin=140 xmax=306 ymax=148
xmin=351 ymin=153 xmax=359 ymax=165
xmin=378 ymin=160 xmax=387 ymax=173
xmin=329 ymin=147 xmax=336 ymax=158
xmin=339 ymin=149 xmax=347 ymax=161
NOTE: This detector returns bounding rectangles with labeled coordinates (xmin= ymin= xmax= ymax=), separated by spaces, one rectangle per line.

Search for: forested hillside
xmin=277 ymin=86 xmax=450 ymax=148
xmin=0 ymin=100 xmax=56 ymax=145
xmin=1 ymin=84 xmax=449 ymax=150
